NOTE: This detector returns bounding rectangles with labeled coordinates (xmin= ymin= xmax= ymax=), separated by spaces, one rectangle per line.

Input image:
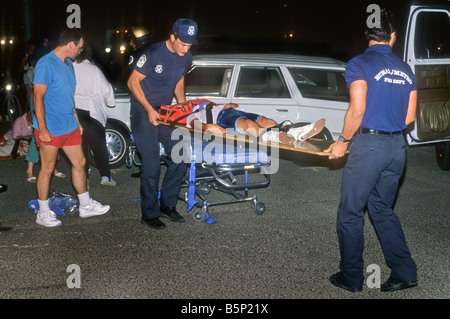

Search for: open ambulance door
xmin=404 ymin=3 xmax=450 ymax=170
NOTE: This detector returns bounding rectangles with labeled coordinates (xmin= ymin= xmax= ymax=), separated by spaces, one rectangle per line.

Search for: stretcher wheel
xmin=198 ymin=182 xmax=211 ymax=195
xmin=125 ymin=152 xmax=132 ymax=168
xmin=252 ymin=201 xmax=265 ymax=215
xmin=191 ymin=207 xmax=207 ymax=223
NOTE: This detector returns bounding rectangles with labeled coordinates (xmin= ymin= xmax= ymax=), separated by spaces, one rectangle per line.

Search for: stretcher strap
xmin=187 ymin=160 xmax=217 ymax=224
xmin=187 ymin=160 xmax=197 ymax=212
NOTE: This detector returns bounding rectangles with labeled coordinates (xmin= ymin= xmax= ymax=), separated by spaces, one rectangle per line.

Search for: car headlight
xmin=5 ymin=84 xmax=12 ymax=91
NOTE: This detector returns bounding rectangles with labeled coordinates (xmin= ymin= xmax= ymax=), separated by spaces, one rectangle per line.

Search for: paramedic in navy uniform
xmin=325 ymin=9 xmax=418 ymax=292
xmin=127 ymin=18 xmax=198 ymax=229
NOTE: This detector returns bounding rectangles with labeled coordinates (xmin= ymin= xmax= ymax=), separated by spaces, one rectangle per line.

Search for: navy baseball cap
xmin=172 ymin=18 xmax=198 ymax=45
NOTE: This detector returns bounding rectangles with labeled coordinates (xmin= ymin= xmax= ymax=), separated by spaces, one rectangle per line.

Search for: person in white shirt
xmin=73 ymin=46 xmax=116 ymax=186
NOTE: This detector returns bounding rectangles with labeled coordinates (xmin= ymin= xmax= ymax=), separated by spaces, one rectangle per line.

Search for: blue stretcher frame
xmin=126 ymin=135 xmax=271 ymax=223
xmin=175 ymin=137 xmax=271 ymax=223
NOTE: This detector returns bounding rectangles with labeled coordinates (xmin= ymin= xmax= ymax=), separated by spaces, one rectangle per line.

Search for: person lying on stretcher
xmin=186 ymin=102 xmax=325 ymax=144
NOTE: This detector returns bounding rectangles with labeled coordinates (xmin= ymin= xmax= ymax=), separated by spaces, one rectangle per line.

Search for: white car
xmin=106 ymin=53 xmax=349 ymax=168
xmin=106 ymin=3 xmax=450 ymax=170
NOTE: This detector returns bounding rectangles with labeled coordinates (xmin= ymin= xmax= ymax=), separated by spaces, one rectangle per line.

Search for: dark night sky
xmin=3 ymin=0 xmax=415 ymax=58
xmin=0 ymin=0 xmax=433 ymax=86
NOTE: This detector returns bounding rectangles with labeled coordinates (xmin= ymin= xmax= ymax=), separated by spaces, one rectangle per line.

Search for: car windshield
xmin=414 ymin=11 xmax=450 ymax=59
xmin=288 ymin=67 xmax=349 ymax=102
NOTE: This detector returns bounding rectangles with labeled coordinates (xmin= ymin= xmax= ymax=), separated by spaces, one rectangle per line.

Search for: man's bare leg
xmin=256 ymin=116 xmax=278 ymax=129
xmin=236 ymin=118 xmax=263 ymax=137
xmin=61 ymin=144 xmax=87 ymax=195
xmin=36 ymin=144 xmax=62 ymax=227
xmin=237 ymin=117 xmax=294 ymax=144
xmin=62 ymin=144 xmax=110 ymax=218
xmin=37 ymin=144 xmax=59 ymax=200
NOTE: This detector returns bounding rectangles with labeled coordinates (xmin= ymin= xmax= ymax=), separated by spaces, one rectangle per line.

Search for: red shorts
xmin=35 ymin=128 xmax=82 ymax=148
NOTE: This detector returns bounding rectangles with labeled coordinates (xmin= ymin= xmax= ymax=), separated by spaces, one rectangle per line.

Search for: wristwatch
xmin=338 ymin=135 xmax=351 ymax=143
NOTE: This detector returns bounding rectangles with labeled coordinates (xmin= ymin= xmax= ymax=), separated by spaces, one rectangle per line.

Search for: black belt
xmin=360 ymin=127 xmax=402 ymax=136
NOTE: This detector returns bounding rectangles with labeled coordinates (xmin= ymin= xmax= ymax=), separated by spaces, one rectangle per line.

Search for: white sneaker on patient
xmin=79 ymin=199 xmax=110 ymax=218
xmin=261 ymin=131 xmax=281 ymax=143
xmin=287 ymin=118 xmax=325 ymax=141
xmin=260 ymin=130 xmax=293 ymax=144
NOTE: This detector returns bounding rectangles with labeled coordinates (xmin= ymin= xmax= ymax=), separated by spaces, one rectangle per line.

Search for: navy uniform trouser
xmin=130 ymin=101 xmax=188 ymax=220
xmin=337 ymin=133 xmax=417 ymax=289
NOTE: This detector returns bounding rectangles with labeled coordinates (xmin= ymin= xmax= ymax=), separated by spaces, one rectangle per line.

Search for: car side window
xmin=414 ymin=12 xmax=450 ymax=59
xmin=185 ymin=66 xmax=233 ymax=97
xmin=288 ymin=67 xmax=349 ymax=102
xmin=235 ymin=67 xmax=291 ymax=98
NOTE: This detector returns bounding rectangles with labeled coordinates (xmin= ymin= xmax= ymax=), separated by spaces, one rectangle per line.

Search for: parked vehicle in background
xmin=183 ymin=54 xmax=348 ymax=141
xmin=106 ymin=2 xmax=450 ymax=170
xmin=402 ymin=3 xmax=450 ymax=170
xmin=106 ymin=53 xmax=349 ymax=168
xmin=102 ymin=92 xmax=131 ymax=168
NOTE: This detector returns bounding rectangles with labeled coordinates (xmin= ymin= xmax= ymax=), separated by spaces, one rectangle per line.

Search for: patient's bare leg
xmin=237 ymin=118 xmax=294 ymax=144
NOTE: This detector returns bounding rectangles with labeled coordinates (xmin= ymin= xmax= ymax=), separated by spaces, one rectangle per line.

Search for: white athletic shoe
xmin=260 ymin=130 xmax=281 ymax=143
xmin=36 ymin=210 xmax=62 ymax=227
xmin=287 ymin=118 xmax=325 ymax=141
xmin=79 ymin=199 xmax=110 ymax=218
xmin=100 ymin=177 xmax=117 ymax=187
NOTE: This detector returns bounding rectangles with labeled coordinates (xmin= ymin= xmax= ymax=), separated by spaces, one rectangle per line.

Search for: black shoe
xmin=141 ymin=218 xmax=166 ymax=229
xmin=329 ymin=272 xmax=362 ymax=293
xmin=381 ymin=277 xmax=417 ymax=292
xmin=160 ymin=205 xmax=185 ymax=223
xmin=0 ymin=184 xmax=7 ymax=193
xmin=130 ymin=171 xmax=141 ymax=178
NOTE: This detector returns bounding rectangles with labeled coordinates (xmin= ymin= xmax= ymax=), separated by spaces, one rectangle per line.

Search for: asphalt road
xmin=0 ymin=141 xmax=448 ymax=306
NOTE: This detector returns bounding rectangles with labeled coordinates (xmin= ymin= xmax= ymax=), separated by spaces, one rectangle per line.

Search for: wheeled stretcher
xmin=126 ymin=134 xmax=272 ymax=223
xmin=179 ymin=137 xmax=271 ymax=223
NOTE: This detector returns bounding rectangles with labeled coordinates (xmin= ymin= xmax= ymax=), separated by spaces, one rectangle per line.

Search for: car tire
xmin=105 ymin=121 xmax=131 ymax=169
xmin=314 ymin=126 xmax=333 ymax=141
xmin=436 ymin=141 xmax=450 ymax=171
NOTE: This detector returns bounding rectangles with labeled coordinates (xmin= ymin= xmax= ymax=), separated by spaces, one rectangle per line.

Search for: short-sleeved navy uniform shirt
xmin=345 ymin=44 xmax=417 ymax=132
xmin=132 ymin=41 xmax=192 ymax=106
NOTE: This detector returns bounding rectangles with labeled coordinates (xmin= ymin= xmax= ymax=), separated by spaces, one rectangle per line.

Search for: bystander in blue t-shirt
xmin=32 ymin=51 xmax=78 ymax=136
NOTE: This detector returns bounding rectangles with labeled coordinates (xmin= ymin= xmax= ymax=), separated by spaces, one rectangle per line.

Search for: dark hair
xmin=74 ymin=45 xmax=91 ymax=63
xmin=58 ymin=29 xmax=83 ymax=47
xmin=26 ymin=39 xmax=36 ymax=48
xmin=365 ymin=9 xmax=396 ymax=42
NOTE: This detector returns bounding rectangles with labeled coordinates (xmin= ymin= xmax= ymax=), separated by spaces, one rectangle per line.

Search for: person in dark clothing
xmin=325 ymin=8 xmax=418 ymax=293
xmin=73 ymin=46 xmax=116 ymax=186
xmin=126 ymin=27 xmax=152 ymax=178
xmin=127 ymin=18 xmax=198 ymax=230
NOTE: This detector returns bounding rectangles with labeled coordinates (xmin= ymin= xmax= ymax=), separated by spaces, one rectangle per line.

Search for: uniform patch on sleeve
xmin=136 ymin=54 xmax=147 ymax=68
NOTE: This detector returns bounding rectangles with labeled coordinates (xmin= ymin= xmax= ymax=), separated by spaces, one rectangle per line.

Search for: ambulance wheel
xmin=252 ymin=201 xmax=265 ymax=215
xmin=191 ymin=207 xmax=207 ymax=223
